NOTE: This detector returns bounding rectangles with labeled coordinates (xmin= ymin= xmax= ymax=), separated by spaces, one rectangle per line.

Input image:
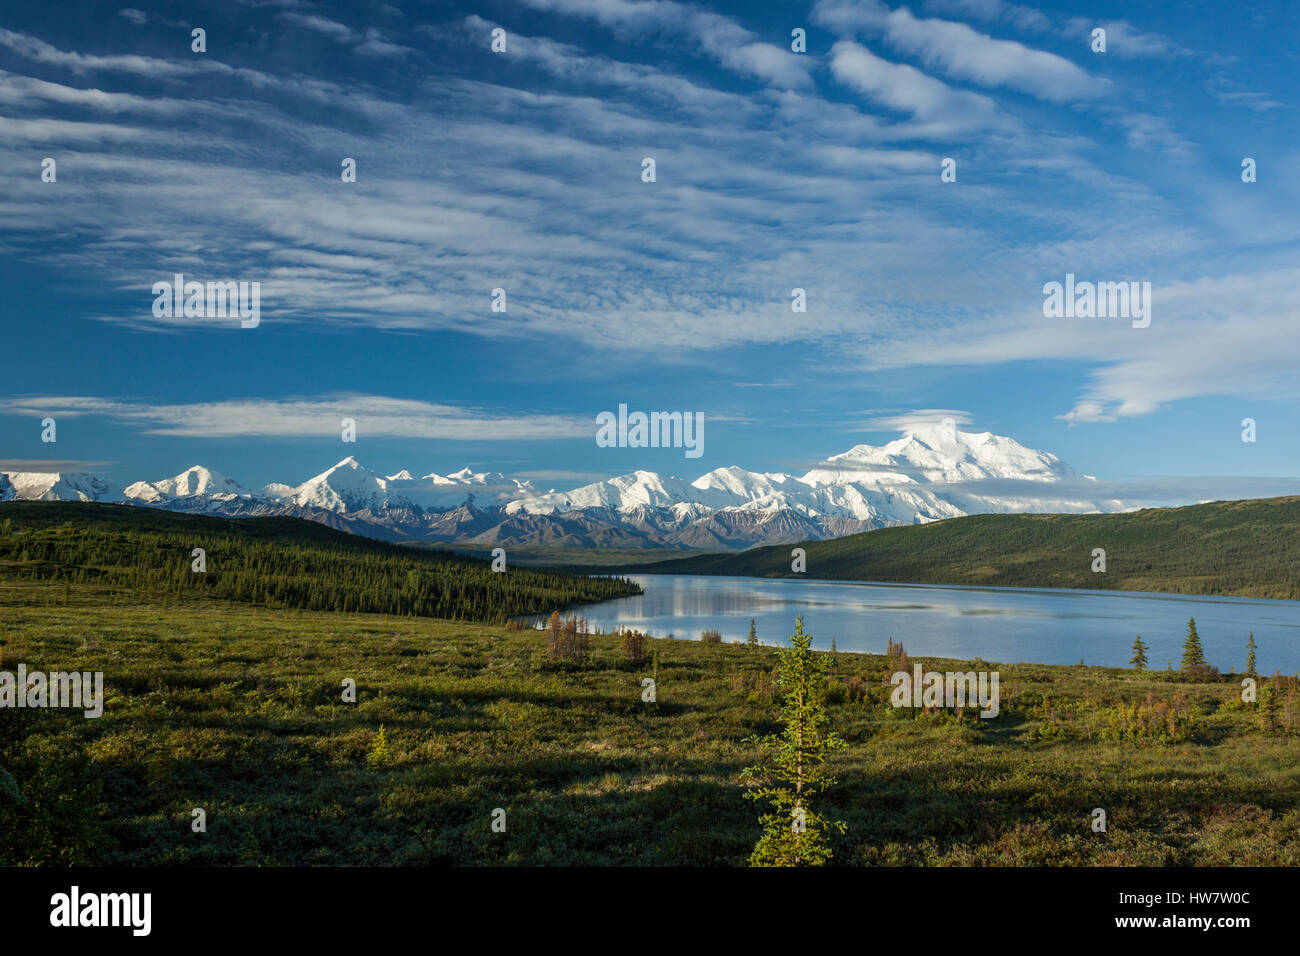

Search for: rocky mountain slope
xmin=1 ymin=424 xmax=1133 ymax=548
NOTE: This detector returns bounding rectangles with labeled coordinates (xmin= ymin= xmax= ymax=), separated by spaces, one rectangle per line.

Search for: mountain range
xmin=0 ymin=423 xmax=1136 ymax=549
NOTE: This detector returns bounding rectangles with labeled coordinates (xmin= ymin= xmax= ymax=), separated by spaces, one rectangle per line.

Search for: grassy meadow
xmin=3 ymin=577 xmax=1298 ymax=866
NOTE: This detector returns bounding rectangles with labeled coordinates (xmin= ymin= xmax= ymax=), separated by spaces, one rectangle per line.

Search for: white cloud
xmin=879 ymin=7 xmax=1102 ymax=102
xmin=515 ymin=0 xmax=814 ymax=89
xmin=276 ymin=13 xmax=416 ymax=56
xmin=829 ymin=40 xmax=1009 ymax=135
xmin=515 ymin=469 xmax=611 ymax=482
xmin=849 ymin=264 xmax=1300 ymax=426
xmin=1113 ymin=111 xmax=1196 ymax=159
xmin=0 ymin=70 xmax=194 ymax=114
xmin=355 ymin=28 xmax=417 ymax=57
xmin=815 ymin=0 xmax=1099 ymax=103
xmin=1206 ymin=76 xmax=1284 ymax=112
xmin=0 ymin=17 xmax=1291 ymax=433
xmin=1057 ymin=401 xmax=1114 ymax=424
xmin=0 ymin=26 xmax=343 ymax=101
xmin=811 ymin=0 xmax=891 ymax=34
xmin=922 ymin=0 xmax=1052 ymax=32
xmin=858 ymin=408 xmax=975 ymax=430
xmin=0 ymin=395 xmax=594 ymax=440
xmin=0 ymin=27 xmax=193 ymax=76
xmin=278 ymin=13 xmax=356 ymax=41
xmin=0 ymin=459 xmax=113 ymax=470
xmin=1064 ymin=17 xmax=1190 ymax=58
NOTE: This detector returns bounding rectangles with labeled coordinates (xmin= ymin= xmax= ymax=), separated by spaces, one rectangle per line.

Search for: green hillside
xmin=621 ymin=496 xmax=1300 ymax=600
xmin=0 ymin=502 xmax=639 ymax=621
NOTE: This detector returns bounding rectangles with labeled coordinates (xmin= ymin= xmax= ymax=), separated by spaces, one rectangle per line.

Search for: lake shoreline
xmin=574 ymin=570 xmax=1300 ymax=607
xmin=518 ymin=573 xmax=1300 ymax=672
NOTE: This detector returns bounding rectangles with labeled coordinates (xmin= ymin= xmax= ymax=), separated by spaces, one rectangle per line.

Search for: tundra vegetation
xmin=1 ymin=507 xmax=1297 ymax=865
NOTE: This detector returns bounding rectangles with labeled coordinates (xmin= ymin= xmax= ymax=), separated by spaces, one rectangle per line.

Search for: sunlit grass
xmin=2 ymin=580 xmax=1297 ymax=866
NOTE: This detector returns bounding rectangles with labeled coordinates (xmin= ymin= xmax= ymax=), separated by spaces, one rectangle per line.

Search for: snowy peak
xmin=1 ymin=471 xmax=113 ymax=502
xmin=291 ymin=457 xmax=402 ymax=514
xmin=124 ymin=465 xmax=249 ymax=503
xmin=806 ymin=424 xmax=1078 ymax=486
xmin=692 ymin=465 xmax=790 ymax=499
xmin=286 ymin=460 xmax=538 ymax=513
xmin=429 ymin=467 xmax=513 ymax=487
xmin=0 ymin=426 xmax=1128 ymax=548
xmin=503 ymin=425 xmax=1107 ymax=524
xmin=508 ymin=470 xmax=704 ymax=514
xmin=685 ymin=466 xmax=802 ymax=513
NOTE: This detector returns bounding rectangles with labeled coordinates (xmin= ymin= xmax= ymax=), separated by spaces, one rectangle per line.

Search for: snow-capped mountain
xmin=1 ymin=425 xmax=1135 ymax=548
xmin=276 ymin=456 xmax=409 ymax=514
xmin=504 ymin=423 xmax=1113 ymax=528
xmin=253 ymin=458 xmax=540 ymax=514
xmin=803 ymin=422 xmax=1076 ymax=485
xmin=1 ymin=471 xmax=113 ymax=502
xmin=124 ymin=465 xmax=250 ymax=504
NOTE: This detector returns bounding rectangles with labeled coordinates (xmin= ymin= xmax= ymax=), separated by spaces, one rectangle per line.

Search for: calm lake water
xmin=524 ymin=574 xmax=1300 ymax=672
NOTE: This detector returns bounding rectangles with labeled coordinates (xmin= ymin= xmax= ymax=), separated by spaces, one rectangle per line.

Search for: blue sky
xmin=1 ymin=0 xmax=1298 ymax=498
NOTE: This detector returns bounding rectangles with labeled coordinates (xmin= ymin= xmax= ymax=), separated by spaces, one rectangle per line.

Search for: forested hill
xmin=617 ymin=496 xmax=1300 ymax=601
xmin=0 ymin=502 xmax=639 ymax=621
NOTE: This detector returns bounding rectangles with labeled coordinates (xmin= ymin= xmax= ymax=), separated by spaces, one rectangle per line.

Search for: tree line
xmin=0 ymin=503 xmax=639 ymax=622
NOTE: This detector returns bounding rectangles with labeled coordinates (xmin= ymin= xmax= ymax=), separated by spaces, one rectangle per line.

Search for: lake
xmin=523 ymin=574 xmax=1300 ymax=672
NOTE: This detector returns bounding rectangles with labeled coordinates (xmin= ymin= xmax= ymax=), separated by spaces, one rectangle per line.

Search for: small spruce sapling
xmin=1181 ymin=617 xmax=1206 ymax=669
xmin=1129 ymin=635 xmax=1148 ymax=671
xmin=742 ymin=617 xmax=846 ymax=866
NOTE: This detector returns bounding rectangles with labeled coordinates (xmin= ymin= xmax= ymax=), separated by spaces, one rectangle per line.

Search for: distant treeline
xmin=622 ymin=496 xmax=1300 ymax=601
xmin=0 ymin=502 xmax=639 ymax=621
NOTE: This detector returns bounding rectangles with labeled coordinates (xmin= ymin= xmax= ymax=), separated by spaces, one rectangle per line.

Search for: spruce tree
xmin=1181 ymin=617 xmax=1206 ymax=669
xmin=1261 ymin=672 xmax=1281 ymax=733
xmin=747 ymin=618 xmax=758 ymax=647
xmin=743 ymin=617 xmax=845 ymax=866
xmin=1129 ymin=635 xmax=1148 ymax=671
xmin=1246 ymin=633 xmax=1257 ymax=677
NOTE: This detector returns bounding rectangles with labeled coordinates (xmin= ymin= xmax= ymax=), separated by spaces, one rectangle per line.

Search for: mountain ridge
xmin=1 ymin=424 xmax=1136 ymax=548
xmin=603 ymin=495 xmax=1300 ymax=601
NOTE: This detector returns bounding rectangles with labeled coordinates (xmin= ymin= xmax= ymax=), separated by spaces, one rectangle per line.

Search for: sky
xmin=1 ymin=0 xmax=1298 ymax=500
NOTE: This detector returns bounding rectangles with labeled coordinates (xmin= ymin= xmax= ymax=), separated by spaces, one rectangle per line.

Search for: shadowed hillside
xmin=0 ymin=502 xmax=639 ymax=621
xmin=602 ymin=497 xmax=1300 ymax=601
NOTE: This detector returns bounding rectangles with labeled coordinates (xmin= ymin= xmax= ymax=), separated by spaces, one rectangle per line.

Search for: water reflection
xmin=519 ymin=574 xmax=1300 ymax=670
